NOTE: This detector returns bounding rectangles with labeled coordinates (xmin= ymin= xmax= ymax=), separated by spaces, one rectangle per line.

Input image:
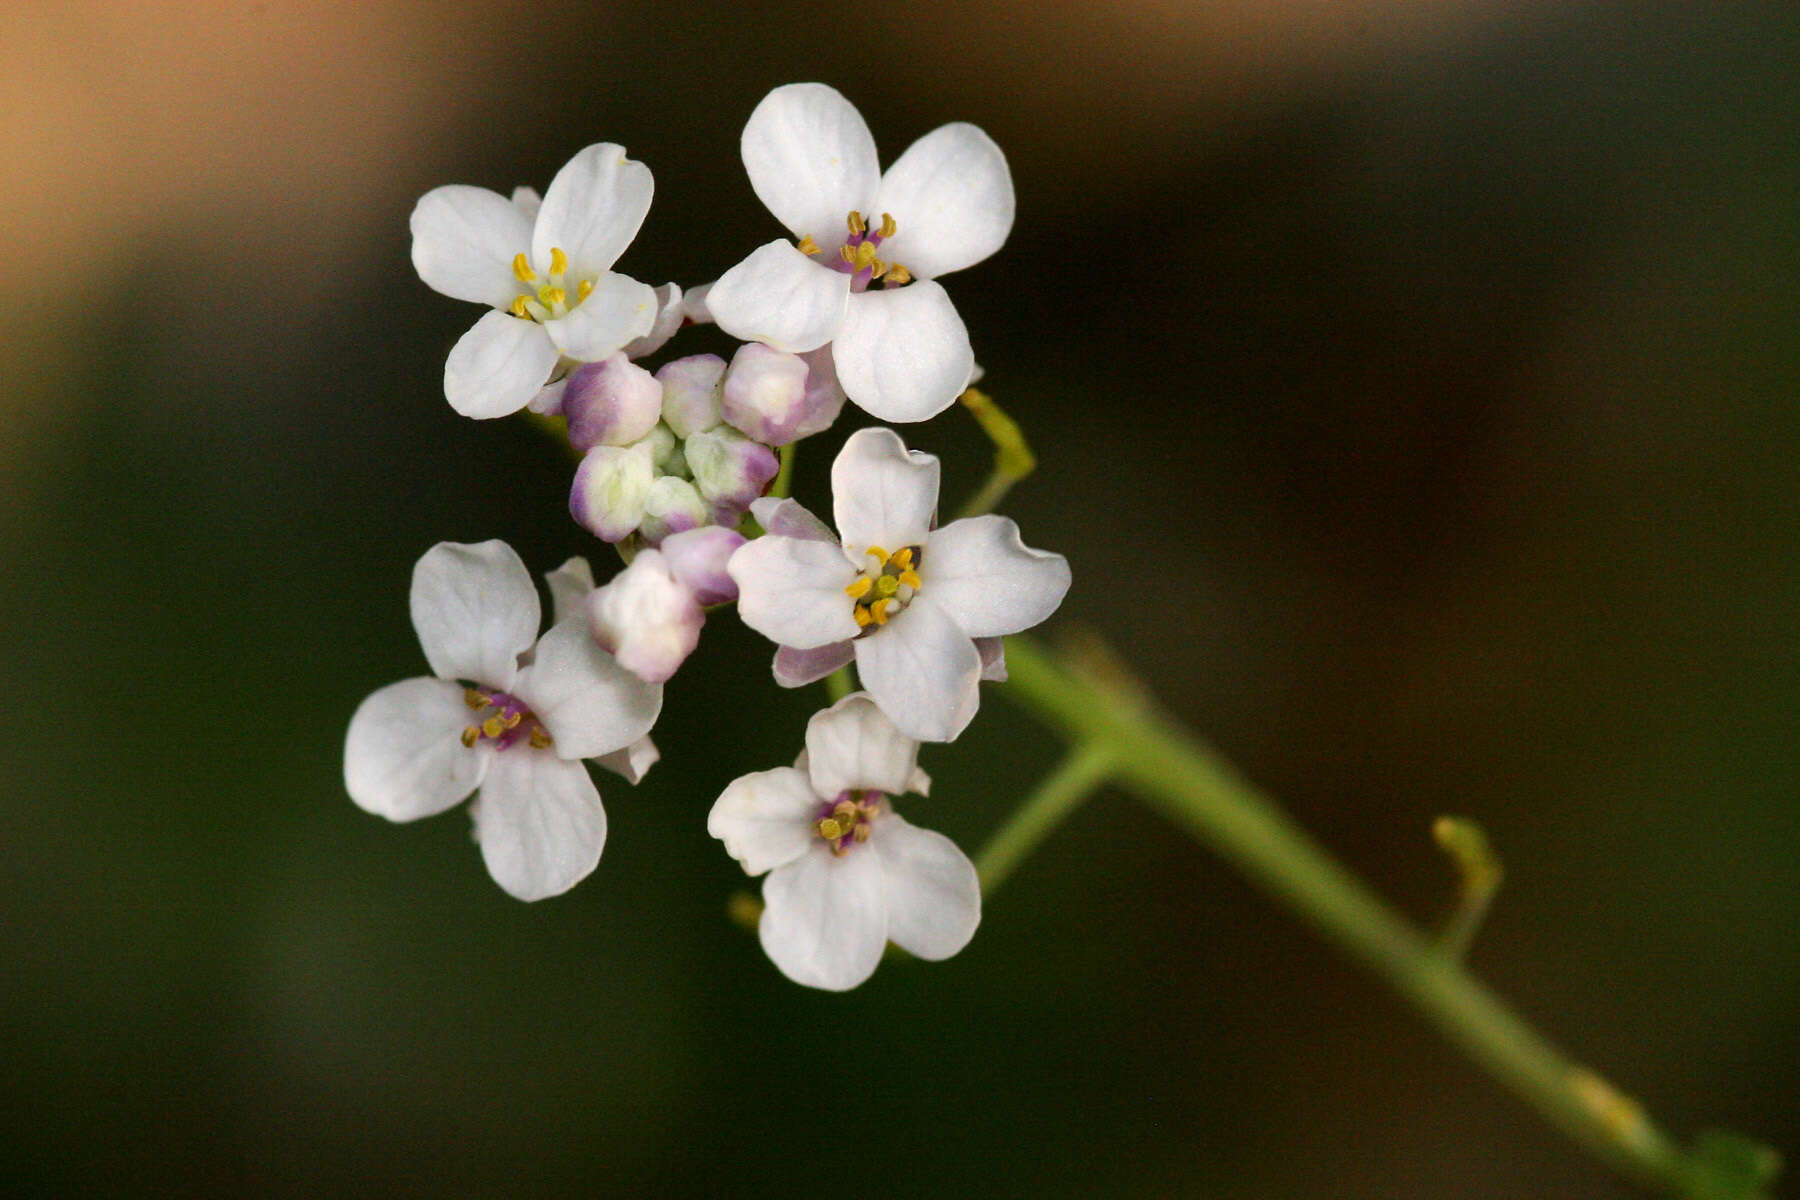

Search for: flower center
xmin=460 ymin=688 xmax=552 ymax=751
xmin=507 ymin=246 xmax=596 ymax=322
xmin=797 ymin=211 xmax=913 ymax=294
xmin=813 ymin=789 xmax=885 ymax=855
xmin=844 ymin=544 xmax=922 ymax=629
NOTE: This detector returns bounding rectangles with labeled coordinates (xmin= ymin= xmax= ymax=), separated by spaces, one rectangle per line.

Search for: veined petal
xmin=805 ymin=692 xmax=921 ymax=799
xmin=410 ymin=185 xmax=533 ymax=308
xmin=514 ymin=619 xmax=662 ymax=760
xmin=445 ymin=311 xmax=561 ymax=419
xmin=543 ymin=272 xmax=658 ymax=361
xmin=594 ymin=734 xmax=658 ymax=785
xmin=748 ymin=497 xmax=836 ymax=544
xmin=876 ymin=815 xmax=981 ymax=960
xmin=344 ymin=677 xmax=488 ymax=821
xmin=544 ymin=557 xmax=596 ymax=628
xmin=410 ymin=540 xmax=539 ymax=688
xmin=772 ymin=640 xmax=854 ymax=688
xmin=853 ymin=593 xmax=982 ymax=743
xmin=875 ymin=122 xmax=1015 ymax=279
xmin=473 ymin=752 xmax=605 ymax=901
xmin=834 ymin=281 xmax=973 ymax=423
xmin=921 ymin=515 xmax=1071 ymax=638
xmin=831 ymin=427 xmax=940 ymax=555
xmin=706 ymin=240 xmax=848 ymax=353
xmin=533 ymin=142 xmax=653 ymax=275
xmin=729 ymin=536 xmax=860 ymax=649
xmin=707 ymin=766 xmax=820 ymax=876
xmin=759 ymin=845 xmax=887 ymax=991
xmin=741 ymin=82 xmax=880 ymax=240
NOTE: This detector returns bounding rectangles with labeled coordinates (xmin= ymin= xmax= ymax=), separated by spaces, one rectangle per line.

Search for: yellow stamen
xmin=464 ymin=688 xmax=488 ymax=709
xmin=577 ymin=279 xmax=594 ymax=302
xmin=883 ymin=264 xmax=912 ymax=286
xmin=509 ymin=295 xmax=531 ymax=318
xmin=847 ymin=210 xmax=867 ymax=235
xmin=851 ymin=243 xmax=881 ymax=272
xmin=892 ymin=548 xmax=913 ymax=569
xmin=539 ymin=285 xmax=566 ymax=308
xmin=461 ymin=727 xmax=479 ymax=748
xmin=839 ymin=245 xmax=857 ymax=265
xmin=864 ymin=546 xmax=889 ymax=562
xmin=845 ymin=576 xmax=873 ymax=599
xmin=875 ymin=575 xmax=899 ymax=597
xmin=878 ymin=212 xmax=897 ymax=239
xmin=854 ymin=607 xmax=874 ymax=628
xmin=853 ymin=823 xmax=873 ymax=843
xmin=898 ymin=569 xmax=922 ymax=590
xmin=817 ymin=817 xmax=845 ymax=840
xmin=503 ymin=710 xmax=522 ymax=729
xmin=481 ymin=715 xmax=505 ymax=739
xmin=869 ymin=598 xmax=890 ymax=626
xmin=796 ymin=234 xmax=820 ymax=256
xmin=529 ymin=728 xmax=552 ymax=750
xmin=512 ymin=253 xmax=535 ymax=283
xmin=549 ymin=246 xmax=569 ymax=275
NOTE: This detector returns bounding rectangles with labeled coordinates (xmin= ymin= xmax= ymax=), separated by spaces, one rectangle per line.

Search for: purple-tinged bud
xmin=570 ymin=442 xmax=655 ymax=543
xmin=789 ymin=345 xmax=848 ymax=441
xmin=564 ymin=354 xmax=663 ymax=451
xmin=586 ymin=550 xmax=703 ymax=684
xmin=721 ymin=342 xmax=810 ymax=446
xmin=686 ymin=427 xmax=780 ymax=515
xmin=640 ymin=422 xmax=679 ymax=472
xmin=656 ymin=354 xmax=726 ymax=437
xmin=638 ymin=476 xmax=710 ymax=545
xmin=660 ymin=526 xmax=747 ymax=606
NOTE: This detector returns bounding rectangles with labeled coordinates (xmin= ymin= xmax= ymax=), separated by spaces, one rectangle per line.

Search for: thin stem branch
xmin=772 ymin=441 xmax=797 ymax=499
xmin=996 ymin=634 xmax=1745 ymax=1199
xmin=975 ymin=742 xmax=1115 ymax=893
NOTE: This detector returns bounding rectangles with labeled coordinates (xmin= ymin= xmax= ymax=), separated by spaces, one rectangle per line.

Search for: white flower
xmin=708 ymin=692 xmax=975 ymax=991
xmin=344 ymin=541 xmax=662 ymax=900
xmin=729 ymin=427 xmax=1069 ymax=742
xmin=411 ymin=144 xmax=660 ymax=419
xmin=705 ymin=83 xmax=1014 ymax=424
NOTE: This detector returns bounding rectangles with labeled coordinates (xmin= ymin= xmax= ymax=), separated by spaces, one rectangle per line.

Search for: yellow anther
xmin=509 ymin=295 xmax=531 ymax=318
xmin=892 ymin=547 xmax=913 ymax=569
xmin=796 ymin=234 xmax=820 ymax=256
xmin=854 ymin=607 xmax=874 ymax=628
xmin=503 ymin=710 xmax=522 ymax=729
xmin=847 ymin=210 xmax=867 ymax=235
xmin=898 ymin=569 xmax=922 ymax=590
xmin=851 ymin=243 xmax=881 ymax=271
xmin=869 ymin=598 xmax=890 ymax=626
xmin=512 ymin=253 xmax=536 ymax=283
xmin=539 ymin=285 xmax=567 ymax=308
xmin=875 ymin=575 xmax=899 ymax=597
xmin=853 ymin=823 xmax=873 ymax=843
xmin=529 ymin=728 xmax=552 ymax=750
xmin=461 ymin=726 xmax=479 ymax=748
xmin=864 ymin=546 xmax=889 ymax=562
xmin=464 ymin=688 xmax=488 ymax=709
xmin=817 ymin=817 xmax=845 ymax=840
xmin=845 ymin=576 xmax=873 ymax=599
xmin=481 ymin=715 xmax=505 ymax=739
xmin=883 ymin=263 xmax=913 ymax=286
xmin=878 ymin=212 xmax=897 ymax=238
xmin=839 ymin=245 xmax=857 ymax=265
xmin=549 ymin=246 xmax=569 ymax=275
xmin=577 ymin=279 xmax=594 ymax=302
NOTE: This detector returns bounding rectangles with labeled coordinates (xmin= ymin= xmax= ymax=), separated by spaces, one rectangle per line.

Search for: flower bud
xmin=639 ymin=421 xmax=679 ymax=472
xmin=721 ymin=342 xmax=810 ymax=446
xmin=660 ymin=526 xmax=747 ymax=606
xmin=569 ymin=442 xmax=655 ymax=543
xmin=638 ymin=476 xmax=710 ymax=544
xmin=656 ymin=354 xmax=726 ymax=438
xmin=564 ymin=353 xmax=663 ymax=451
xmin=586 ymin=550 xmax=703 ymax=684
xmin=685 ymin=427 xmax=780 ymax=517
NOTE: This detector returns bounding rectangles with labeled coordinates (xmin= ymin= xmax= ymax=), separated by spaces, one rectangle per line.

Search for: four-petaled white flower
xmin=708 ymin=692 xmax=978 ymax=991
xmin=344 ymin=541 xmax=662 ymax=900
xmin=705 ymin=83 xmax=1014 ymax=424
xmin=411 ymin=144 xmax=660 ymax=419
xmin=729 ymin=427 xmax=1070 ymax=743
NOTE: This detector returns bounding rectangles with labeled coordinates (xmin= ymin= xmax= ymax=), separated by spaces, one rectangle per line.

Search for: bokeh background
xmin=4 ymin=1 xmax=1797 ymax=1195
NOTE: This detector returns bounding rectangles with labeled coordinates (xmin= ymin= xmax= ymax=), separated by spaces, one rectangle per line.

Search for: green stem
xmin=823 ymin=664 xmax=854 ymax=703
xmin=998 ymin=634 xmax=1724 ymax=1198
xmin=772 ymin=441 xmax=797 ymax=500
xmin=975 ymin=743 xmax=1115 ymax=893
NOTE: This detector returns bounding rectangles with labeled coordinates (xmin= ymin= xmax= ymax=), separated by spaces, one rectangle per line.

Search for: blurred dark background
xmin=3 ymin=1 xmax=1797 ymax=1195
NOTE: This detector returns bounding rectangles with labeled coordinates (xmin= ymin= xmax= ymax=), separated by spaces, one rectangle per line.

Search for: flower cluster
xmin=348 ymin=83 xmax=1068 ymax=989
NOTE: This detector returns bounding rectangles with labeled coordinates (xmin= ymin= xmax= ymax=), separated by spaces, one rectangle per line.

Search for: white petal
xmin=410 ymin=185 xmax=532 ymax=307
xmin=729 ymin=536 xmax=860 ymax=649
xmin=833 ymin=282 xmax=973 ymax=423
xmin=622 ymin=282 xmax=686 ymax=360
xmin=831 ymin=427 xmax=940 ymax=555
xmin=875 ymin=814 xmax=980 ymax=960
xmin=514 ymin=619 xmax=663 ymax=760
xmin=444 ymin=310 xmax=562 ymax=419
xmin=853 ymin=594 xmax=983 ymax=743
xmin=585 ymin=551 xmax=703 ymax=684
xmin=344 ymin=677 xmax=488 ymax=821
xmin=741 ymin=82 xmax=880 ymax=240
xmin=805 ymin=692 xmax=920 ymax=799
xmin=594 ymin=734 xmax=658 ymax=785
xmin=544 ymin=557 xmax=595 ymax=627
xmin=759 ymin=845 xmax=887 ymax=991
xmin=748 ymin=496 xmax=836 ymax=544
xmin=975 ymin=636 xmax=1008 ymax=682
xmin=875 ymin=123 xmax=1015 ymax=279
xmin=410 ymin=540 xmax=539 ymax=687
xmin=921 ymin=515 xmax=1071 ymax=638
xmin=706 ymin=240 xmax=848 ymax=353
xmin=707 ymin=766 xmax=820 ymax=876
xmin=543 ymin=272 xmax=659 ymax=361
xmin=772 ymin=640 xmax=854 ymax=688
xmin=532 ymin=143 xmax=653 ymax=275
xmin=473 ymin=752 xmax=605 ymax=901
